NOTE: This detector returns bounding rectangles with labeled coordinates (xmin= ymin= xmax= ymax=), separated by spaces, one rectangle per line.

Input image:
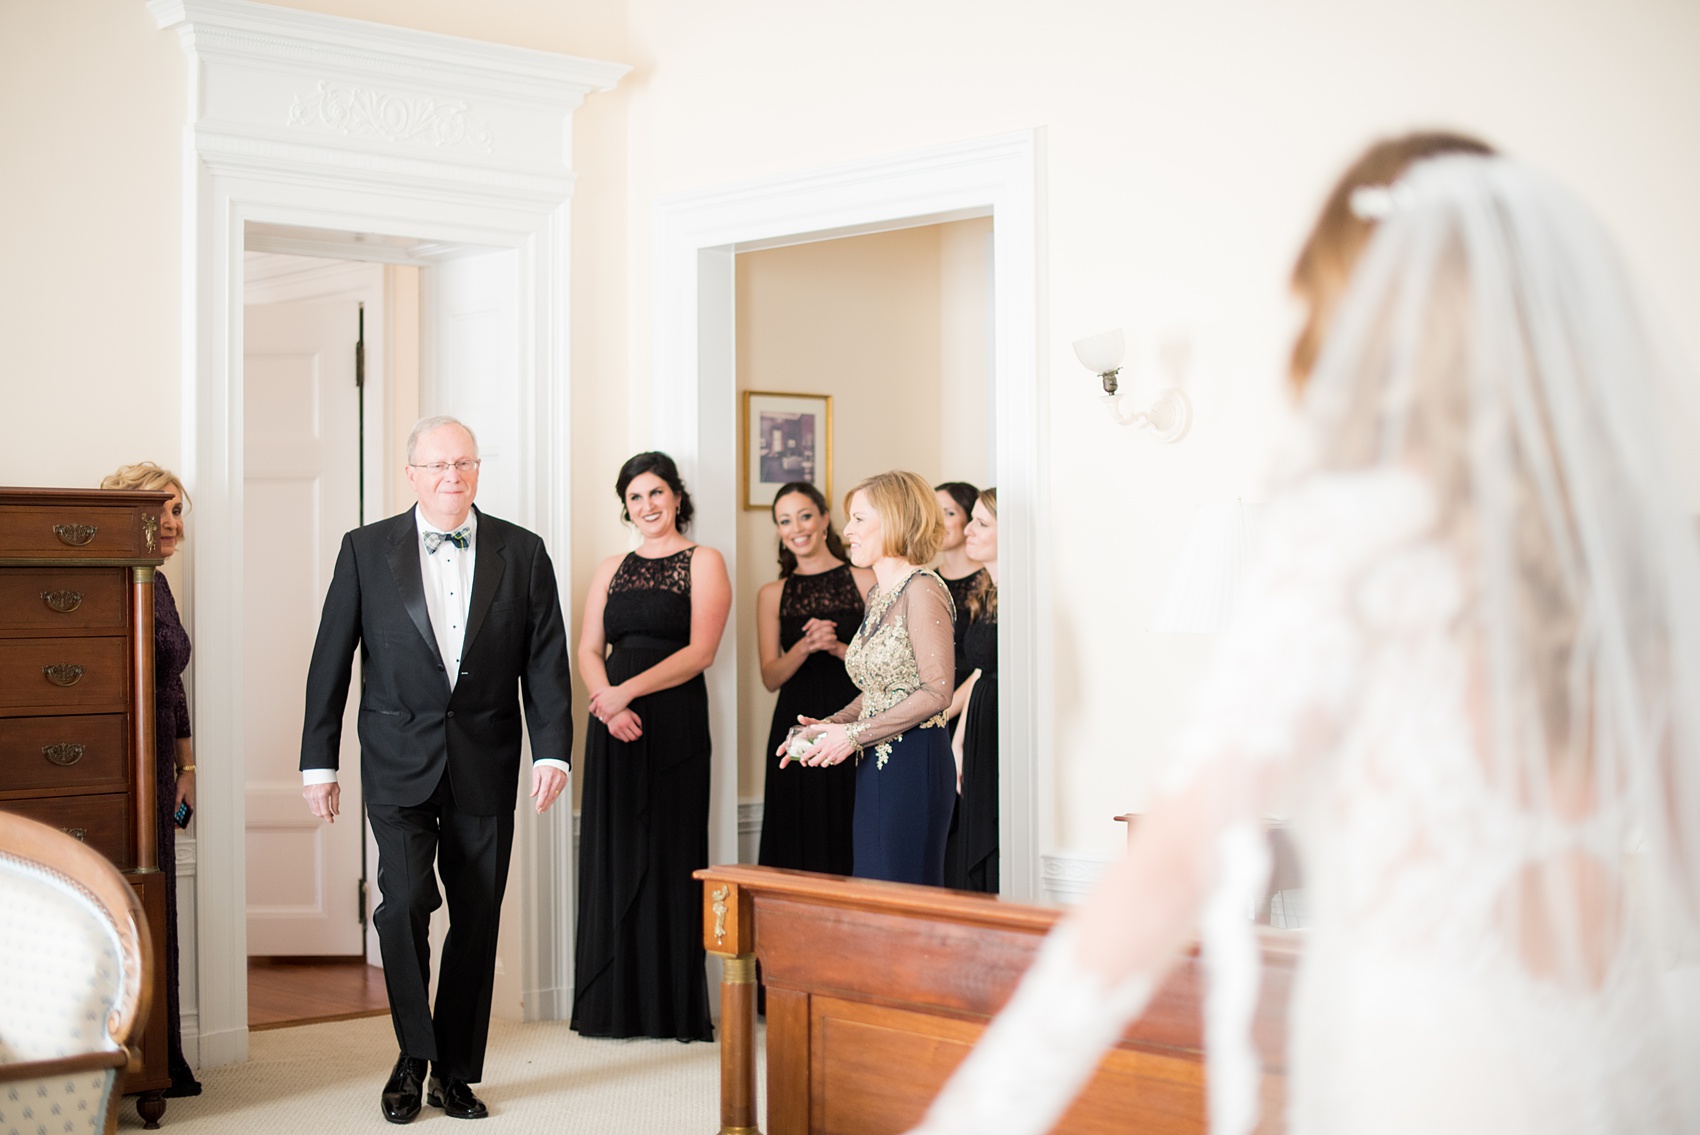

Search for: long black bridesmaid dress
xmin=571 ymin=548 xmax=714 ymax=1042
xmin=757 ymin=563 xmax=863 ymax=876
xmin=947 ymin=604 xmax=999 ymax=893
xmin=940 ymin=569 xmax=985 ymax=689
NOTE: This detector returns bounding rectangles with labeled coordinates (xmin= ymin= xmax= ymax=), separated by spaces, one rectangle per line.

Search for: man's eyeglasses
xmin=409 ymin=459 xmax=481 ymax=475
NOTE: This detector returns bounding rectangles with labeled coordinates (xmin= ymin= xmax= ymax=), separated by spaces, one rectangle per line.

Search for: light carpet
xmin=118 ymin=1016 xmax=765 ymax=1134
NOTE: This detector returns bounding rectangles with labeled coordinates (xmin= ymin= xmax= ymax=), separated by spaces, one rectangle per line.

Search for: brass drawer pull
xmin=43 ymin=664 xmax=85 ymax=687
xmin=43 ymin=743 xmax=86 ymax=767
xmin=41 ymin=589 xmax=84 ymax=614
xmin=53 ymin=523 xmax=98 ymax=547
xmin=62 ymin=827 xmax=87 ymax=842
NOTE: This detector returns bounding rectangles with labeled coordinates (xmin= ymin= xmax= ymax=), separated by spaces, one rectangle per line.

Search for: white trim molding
xmin=652 ymin=131 xmax=1048 ymax=900
xmin=1039 ymin=850 xmax=1114 ymax=906
xmin=150 ymin=0 xmax=625 ymax=1067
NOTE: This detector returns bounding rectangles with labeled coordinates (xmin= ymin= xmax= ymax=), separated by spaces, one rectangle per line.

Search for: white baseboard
xmin=1039 ymin=850 xmax=1114 ymax=905
xmin=573 ymin=801 xmax=766 ymax=865
xmin=195 ymin=1024 xmax=249 ymax=1069
xmin=737 ymin=800 xmax=762 ymax=864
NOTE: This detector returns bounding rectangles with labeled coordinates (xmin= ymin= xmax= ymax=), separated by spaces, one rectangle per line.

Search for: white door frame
xmin=151 ymin=0 xmax=626 ymax=1067
xmin=652 ymin=131 xmax=1050 ymax=899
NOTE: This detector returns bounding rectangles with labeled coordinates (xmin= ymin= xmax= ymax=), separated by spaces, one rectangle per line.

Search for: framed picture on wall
xmin=742 ymin=391 xmax=833 ymax=511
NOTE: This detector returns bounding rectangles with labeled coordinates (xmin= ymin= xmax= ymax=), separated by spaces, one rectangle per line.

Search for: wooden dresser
xmin=0 ymin=487 xmax=173 ymax=1123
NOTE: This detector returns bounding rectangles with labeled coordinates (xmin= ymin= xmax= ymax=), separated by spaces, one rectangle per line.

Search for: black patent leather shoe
xmin=427 ymin=1075 xmax=489 ymax=1120
xmin=381 ymin=1054 xmax=428 ymax=1124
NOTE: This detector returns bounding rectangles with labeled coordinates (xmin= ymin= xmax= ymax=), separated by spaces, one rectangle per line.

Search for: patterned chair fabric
xmin=0 ymin=817 xmax=148 ymax=1135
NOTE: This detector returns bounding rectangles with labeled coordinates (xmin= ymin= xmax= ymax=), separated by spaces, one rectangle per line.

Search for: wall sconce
xmin=1073 ymin=327 xmax=1192 ymax=442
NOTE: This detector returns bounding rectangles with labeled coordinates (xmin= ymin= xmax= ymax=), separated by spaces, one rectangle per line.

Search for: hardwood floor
xmin=248 ymin=957 xmax=389 ymax=1031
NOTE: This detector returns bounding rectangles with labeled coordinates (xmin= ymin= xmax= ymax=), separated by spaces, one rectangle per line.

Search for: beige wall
xmin=733 ymin=221 xmax=992 ymax=804
xmin=618 ymin=0 xmax=1700 ymax=853
xmin=7 ymin=0 xmax=1700 ymax=861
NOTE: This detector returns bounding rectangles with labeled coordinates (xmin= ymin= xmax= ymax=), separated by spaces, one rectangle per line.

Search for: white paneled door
xmin=243 ymin=300 xmax=365 ymax=956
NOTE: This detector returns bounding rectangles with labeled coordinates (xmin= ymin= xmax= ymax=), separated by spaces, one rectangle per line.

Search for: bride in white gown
xmin=908 ymin=135 xmax=1700 ymax=1135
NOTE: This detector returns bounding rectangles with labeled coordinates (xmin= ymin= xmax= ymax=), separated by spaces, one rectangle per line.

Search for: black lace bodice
xmin=605 ymin=547 xmax=694 ymax=646
xmin=941 ymin=569 xmax=985 ymax=681
xmin=778 ymin=563 xmax=863 ymax=650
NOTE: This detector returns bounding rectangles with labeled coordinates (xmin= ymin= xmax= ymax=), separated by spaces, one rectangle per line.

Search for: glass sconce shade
xmin=1072 ymin=328 xmax=1126 ymax=376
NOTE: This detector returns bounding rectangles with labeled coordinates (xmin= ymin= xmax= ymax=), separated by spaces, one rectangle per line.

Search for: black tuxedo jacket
xmin=299 ymin=505 xmax=574 ymax=816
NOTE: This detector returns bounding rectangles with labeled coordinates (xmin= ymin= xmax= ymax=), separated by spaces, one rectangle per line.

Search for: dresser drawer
xmin=0 ymin=569 xmax=128 ymax=636
xmin=0 ymin=637 xmax=129 ymax=711
xmin=1 ymin=794 xmax=132 ymax=869
xmin=0 ymin=501 xmax=162 ymax=561
xmin=0 ymin=714 xmax=128 ymax=794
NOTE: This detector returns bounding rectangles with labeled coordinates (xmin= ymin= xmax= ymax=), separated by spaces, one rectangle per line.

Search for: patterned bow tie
xmin=424 ymin=527 xmax=471 ymax=554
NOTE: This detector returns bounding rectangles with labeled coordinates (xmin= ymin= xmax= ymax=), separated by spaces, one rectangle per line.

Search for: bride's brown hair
xmin=1288 ymin=130 xmax=1495 ymax=390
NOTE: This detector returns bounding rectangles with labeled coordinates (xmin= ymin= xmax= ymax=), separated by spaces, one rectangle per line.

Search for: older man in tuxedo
xmin=301 ymin=415 xmax=572 ymax=1123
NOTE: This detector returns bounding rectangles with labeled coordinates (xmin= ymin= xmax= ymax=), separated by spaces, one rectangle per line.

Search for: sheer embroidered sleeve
xmin=842 ymin=572 xmax=956 ymax=753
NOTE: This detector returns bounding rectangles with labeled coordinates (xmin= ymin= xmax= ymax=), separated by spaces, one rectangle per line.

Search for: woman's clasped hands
xmin=777 ymin=714 xmax=856 ymax=768
xmin=798 ymin=616 xmax=845 ymax=659
xmin=588 ymin=684 xmax=643 ymax=742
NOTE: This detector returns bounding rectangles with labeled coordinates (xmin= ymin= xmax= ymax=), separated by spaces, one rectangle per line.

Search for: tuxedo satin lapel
xmin=461 ymin=508 xmax=506 ymax=660
xmin=385 ymin=508 xmax=446 ymax=672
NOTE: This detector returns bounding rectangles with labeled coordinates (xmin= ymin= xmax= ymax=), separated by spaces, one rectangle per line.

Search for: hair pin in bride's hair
xmin=1348 ymin=182 xmax=1415 ymax=221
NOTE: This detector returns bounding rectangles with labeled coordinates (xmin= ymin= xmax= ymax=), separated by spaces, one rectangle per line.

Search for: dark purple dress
xmin=154 ymin=574 xmax=201 ymax=1096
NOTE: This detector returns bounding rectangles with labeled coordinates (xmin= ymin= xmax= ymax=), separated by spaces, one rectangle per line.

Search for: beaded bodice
xmin=835 ymin=568 xmax=955 ymax=767
xmin=604 ymin=547 xmax=693 ymax=645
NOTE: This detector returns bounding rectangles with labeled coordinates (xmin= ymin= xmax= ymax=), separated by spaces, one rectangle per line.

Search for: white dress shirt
xmin=418 ymin=508 xmax=477 ymax=691
xmin=303 ymin=509 xmax=568 ymax=785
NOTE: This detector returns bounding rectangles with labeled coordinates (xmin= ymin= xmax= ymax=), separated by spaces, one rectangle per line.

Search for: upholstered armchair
xmin=0 ymin=811 xmax=151 ymax=1135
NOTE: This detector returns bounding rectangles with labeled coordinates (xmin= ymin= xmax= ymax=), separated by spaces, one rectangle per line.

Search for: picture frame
xmin=742 ymin=390 xmax=833 ymax=511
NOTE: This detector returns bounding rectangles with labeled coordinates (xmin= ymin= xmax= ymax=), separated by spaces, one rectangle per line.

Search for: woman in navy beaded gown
xmin=756 ymin=482 xmax=872 ymax=876
xmin=784 ymin=471 xmax=956 ymax=886
xmin=100 ymin=462 xmax=202 ymax=1097
xmin=572 ymin=452 xmax=730 ymax=1043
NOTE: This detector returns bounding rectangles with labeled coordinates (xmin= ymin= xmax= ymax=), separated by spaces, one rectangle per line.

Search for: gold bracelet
xmin=176 ymin=764 xmax=196 ymax=774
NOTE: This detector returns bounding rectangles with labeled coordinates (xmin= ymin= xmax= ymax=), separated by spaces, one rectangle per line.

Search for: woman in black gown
xmin=948 ymin=488 xmax=999 ymax=893
xmin=100 ymin=462 xmax=202 ymax=1097
xmin=933 ymin=481 xmax=985 ymax=697
xmin=572 ymin=453 xmax=731 ymax=1042
xmin=756 ymin=482 xmax=872 ymax=875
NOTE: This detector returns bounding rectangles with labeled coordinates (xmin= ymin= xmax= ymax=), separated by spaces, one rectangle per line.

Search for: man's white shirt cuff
xmin=534 ymin=758 xmax=570 ymax=774
xmin=302 ymin=769 xmax=338 ymax=785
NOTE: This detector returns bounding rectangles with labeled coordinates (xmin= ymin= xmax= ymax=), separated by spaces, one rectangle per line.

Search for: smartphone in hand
xmin=174 ymin=800 xmax=193 ymax=829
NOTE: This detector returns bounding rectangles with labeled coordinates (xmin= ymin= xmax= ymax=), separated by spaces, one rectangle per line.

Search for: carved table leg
xmin=715 ymin=953 xmax=761 ymax=1135
xmin=136 ymin=1090 xmax=167 ymax=1129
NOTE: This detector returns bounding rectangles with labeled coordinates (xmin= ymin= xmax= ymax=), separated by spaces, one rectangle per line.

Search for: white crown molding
xmin=148 ymin=0 xmax=628 ymax=103
xmin=149 ymin=0 xmax=627 ymax=204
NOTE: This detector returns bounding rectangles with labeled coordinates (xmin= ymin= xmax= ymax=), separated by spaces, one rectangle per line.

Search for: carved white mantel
xmin=148 ymin=0 xmax=626 ymax=1069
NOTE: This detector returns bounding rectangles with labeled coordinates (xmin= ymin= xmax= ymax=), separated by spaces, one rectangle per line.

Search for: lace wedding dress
xmin=909 ymin=156 xmax=1700 ymax=1134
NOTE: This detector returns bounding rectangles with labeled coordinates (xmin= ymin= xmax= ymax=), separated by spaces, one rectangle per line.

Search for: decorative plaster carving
xmin=287 ymin=81 xmax=493 ymax=152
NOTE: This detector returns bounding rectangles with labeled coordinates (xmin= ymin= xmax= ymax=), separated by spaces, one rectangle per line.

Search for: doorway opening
xmin=651 ymin=130 xmax=1044 ymax=901
xmin=209 ymin=224 xmax=540 ymax=1036
xmin=731 ymin=219 xmax=997 ymax=867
